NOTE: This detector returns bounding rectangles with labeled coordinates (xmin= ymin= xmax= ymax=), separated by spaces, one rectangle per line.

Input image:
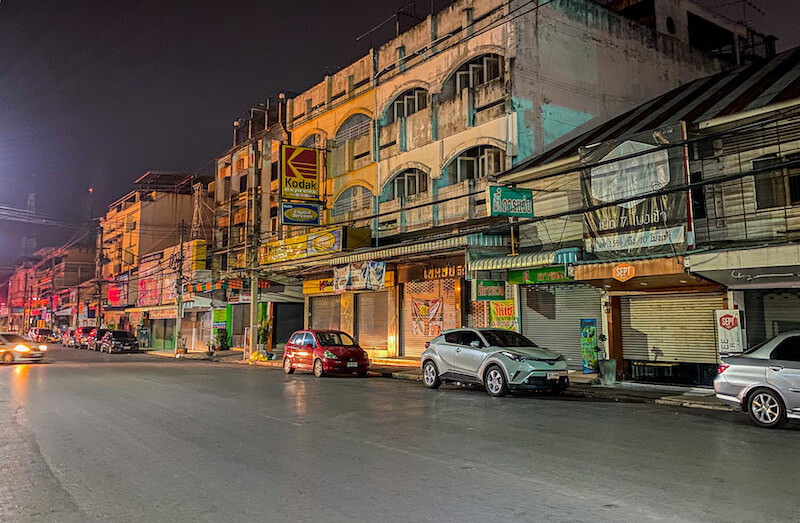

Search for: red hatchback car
xmin=283 ymin=330 xmax=369 ymax=378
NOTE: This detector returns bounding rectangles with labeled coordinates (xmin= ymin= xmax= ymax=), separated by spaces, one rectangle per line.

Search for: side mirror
xmin=470 ymin=340 xmax=482 ymax=348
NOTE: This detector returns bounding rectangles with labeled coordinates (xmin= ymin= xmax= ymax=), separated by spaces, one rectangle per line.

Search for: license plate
xmin=347 ymin=361 xmax=358 ymax=368
xmin=547 ymin=372 xmax=561 ymax=380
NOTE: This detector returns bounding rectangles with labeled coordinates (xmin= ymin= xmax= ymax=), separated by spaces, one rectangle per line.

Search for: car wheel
xmin=3 ymin=352 xmax=13 ymax=364
xmin=422 ymin=360 xmax=441 ymax=389
xmin=313 ymin=359 xmax=325 ymax=378
xmin=748 ymin=388 xmax=787 ymax=428
xmin=283 ymin=357 xmax=295 ymax=374
xmin=485 ymin=365 xmax=508 ymax=397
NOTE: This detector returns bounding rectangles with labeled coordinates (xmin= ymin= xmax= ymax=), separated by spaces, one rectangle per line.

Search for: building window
xmin=441 ymin=54 xmax=503 ymax=101
xmin=239 ymin=175 xmax=248 ymax=194
xmin=333 ymin=113 xmax=371 ymax=147
xmin=300 ymin=133 xmax=324 ymax=148
xmin=333 ymin=186 xmax=372 ymax=216
xmin=690 ymin=172 xmax=706 ymax=219
xmin=753 ymin=154 xmax=800 ymax=209
xmin=442 ymin=145 xmax=504 ymax=186
xmin=382 ymin=168 xmax=428 ymax=202
xmin=383 ymin=88 xmax=428 ymax=125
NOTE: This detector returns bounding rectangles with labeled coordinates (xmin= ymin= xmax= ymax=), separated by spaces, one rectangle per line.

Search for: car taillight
xmin=717 ymin=364 xmax=730 ymax=374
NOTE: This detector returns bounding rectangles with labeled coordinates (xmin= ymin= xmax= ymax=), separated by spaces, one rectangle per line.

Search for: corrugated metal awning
xmin=329 ymin=234 xmax=505 ymax=266
xmin=469 ymin=248 xmax=579 ymax=272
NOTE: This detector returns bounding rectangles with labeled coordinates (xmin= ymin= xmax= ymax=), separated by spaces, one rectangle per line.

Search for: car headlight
xmin=39 ymin=345 xmax=47 ymax=351
xmin=14 ymin=344 xmax=31 ymax=353
xmin=323 ymin=350 xmax=338 ymax=359
xmin=500 ymin=351 xmax=526 ymax=362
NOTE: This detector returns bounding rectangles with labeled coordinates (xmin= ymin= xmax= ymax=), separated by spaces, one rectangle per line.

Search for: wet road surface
xmin=1 ymin=344 xmax=798 ymax=522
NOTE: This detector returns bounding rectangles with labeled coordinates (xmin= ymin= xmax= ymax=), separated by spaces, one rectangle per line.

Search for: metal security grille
xmin=402 ymin=279 xmax=459 ymax=357
xmin=520 ymin=284 xmax=603 ymax=370
xmin=310 ymin=296 xmax=341 ymax=332
xmin=356 ymin=291 xmax=389 ymax=350
xmin=621 ymin=294 xmax=724 ymax=364
xmin=468 ymin=301 xmax=491 ymax=328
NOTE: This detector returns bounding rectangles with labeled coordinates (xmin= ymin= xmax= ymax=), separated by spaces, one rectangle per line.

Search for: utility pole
xmin=175 ymin=220 xmax=186 ymax=355
xmin=248 ymin=139 xmax=261 ymax=361
xmin=96 ymin=219 xmax=103 ymax=329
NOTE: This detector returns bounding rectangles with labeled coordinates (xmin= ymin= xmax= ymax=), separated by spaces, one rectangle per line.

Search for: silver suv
xmin=715 ymin=331 xmax=800 ymax=428
xmin=421 ymin=328 xmax=569 ymax=397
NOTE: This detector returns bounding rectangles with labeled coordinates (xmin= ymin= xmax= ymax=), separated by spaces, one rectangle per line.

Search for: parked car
xmin=421 ymin=328 xmax=570 ymax=397
xmin=715 ymin=331 xmax=800 ymax=428
xmin=86 ymin=328 xmax=109 ymax=351
xmin=27 ymin=327 xmax=59 ymax=343
xmin=99 ymin=330 xmax=139 ymax=353
xmin=74 ymin=326 xmax=94 ymax=349
xmin=0 ymin=332 xmax=47 ymax=364
xmin=283 ymin=330 xmax=369 ymax=377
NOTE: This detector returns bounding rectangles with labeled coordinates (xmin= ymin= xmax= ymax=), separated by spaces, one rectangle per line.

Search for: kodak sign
xmin=281 ymin=145 xmax=321 ymax=201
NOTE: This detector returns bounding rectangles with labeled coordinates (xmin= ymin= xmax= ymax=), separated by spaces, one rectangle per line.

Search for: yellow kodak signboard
xmin=281 ymin=145 xmax=321 ymax=201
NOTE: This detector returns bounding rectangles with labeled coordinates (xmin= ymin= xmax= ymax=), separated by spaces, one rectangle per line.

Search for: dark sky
xmin=0 ymin=0 xmax=797 ymax=277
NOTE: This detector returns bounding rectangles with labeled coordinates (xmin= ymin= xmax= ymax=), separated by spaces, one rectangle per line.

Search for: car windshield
xmin=316 ymin=332 xmax=357 ymax=347
xmin=2 ymin=334 xmax=27 ymax=343
xmin=481 ymin=330 xmax=538 ymax=348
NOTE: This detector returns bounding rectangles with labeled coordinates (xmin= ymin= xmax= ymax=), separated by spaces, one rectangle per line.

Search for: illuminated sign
xmin=281 ymin=145 xmax=321 ymax=201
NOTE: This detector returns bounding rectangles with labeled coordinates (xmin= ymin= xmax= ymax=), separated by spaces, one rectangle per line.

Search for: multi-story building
xmin=491 ymin=46 xmax=798 ymax=385
xmin=254 ymin=0 xmax=761 ymax=359
xmin=99 ymin=171 xmax=212 ymax=331
xmin=5 ymin=255 xmax=42 ymax=332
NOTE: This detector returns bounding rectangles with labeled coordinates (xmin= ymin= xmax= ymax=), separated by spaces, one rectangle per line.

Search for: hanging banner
xmin=365 ymin=261 xmax=386 ymax=290
xmin=580 ymin=318 xmax=599 ymax=374
xmin=489 ymin=300 xmax=517 ymax=330
xmin=281 ymin=145 xmax=321 ymax=201
xmin=411 ymin=298 xmax=442 ymax=337
xmin=715 ymin=309 xmax=744 ymax=354
xmin=212 ymin=309 xmax=227 ymax=328
xmin=580 ymin=124 xmax=688 ymax=257
xmin=332 ymin=261 xmax=387 ymax=293
xmin=486 ymin=186 xmax=534 ymax=218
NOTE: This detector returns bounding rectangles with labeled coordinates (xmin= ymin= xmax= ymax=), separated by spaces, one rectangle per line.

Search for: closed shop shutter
xmin=520 ymin=284 xmax=603 ymax=370
xmin=310 ymin=296 xmax=341 ymax=331
xmin=402 ymin=279 xmax=459 ymax=357
xmin=621 ymin=293 xmax=724 ymax=364
xmin=356 ymin=291 xmax=389 ymax=350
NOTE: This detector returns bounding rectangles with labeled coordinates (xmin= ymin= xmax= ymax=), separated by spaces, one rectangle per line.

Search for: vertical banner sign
xmin=490 ymin=300 xmax=517 ymax=330
xmin=580 ymin=318 xmax=599 ymax=374
xmin=580 ymin=124 xmax=688 ymax=257
xmin=411 ymin=298 xmax=442 ymax=337
xmin=281 ymin=145 xmax=321 ymax=201
xmin=715 ymin=309 xmax=743 ymax=354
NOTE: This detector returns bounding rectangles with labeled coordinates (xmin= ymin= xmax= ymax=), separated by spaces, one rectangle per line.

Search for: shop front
xmin=575 ymin=256 xmax=725 ymax=385
xmin=399 ymin=258 xmax=464 ymax=358
xmin=686 ymin=244 xmax=800 ymax=348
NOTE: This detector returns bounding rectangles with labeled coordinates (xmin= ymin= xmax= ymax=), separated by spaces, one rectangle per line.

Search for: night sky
xmin=0 ymin=0 xmax=797 ymax=279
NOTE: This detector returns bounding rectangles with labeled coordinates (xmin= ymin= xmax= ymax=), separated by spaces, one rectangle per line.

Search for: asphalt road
xmin=1 ymin=345 xmax=798 ymax=522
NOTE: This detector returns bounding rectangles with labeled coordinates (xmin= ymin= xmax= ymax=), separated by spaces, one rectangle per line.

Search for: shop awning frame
xmin=329 ymin=233 xmax=505 ymax=266
xmin=469 ymin=247 xmax=579 ymax=272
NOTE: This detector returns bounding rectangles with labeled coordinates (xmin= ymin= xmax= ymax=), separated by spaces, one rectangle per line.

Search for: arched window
xmin=333 ymin=185 xmax=372 ymax=216
xmin=381 ymin=169 xmax=428 ymax=202
xmin=440 ymin=54 xmax=503 ymax=101
xmin=333 ymin=113 xmax=371 ymax=147
xmin=300 ymin=133 xmax=324 ymax=148
xmin=441 ymin=145 xmax=505 ymax=186
xmin=383 ymin=88 xmax=429 ymax=125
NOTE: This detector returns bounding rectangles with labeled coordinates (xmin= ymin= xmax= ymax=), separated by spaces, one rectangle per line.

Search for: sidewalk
xmin=144 ymin=349 xmax=245 ymax=363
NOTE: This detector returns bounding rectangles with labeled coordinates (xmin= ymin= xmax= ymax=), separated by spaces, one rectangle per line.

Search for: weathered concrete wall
xmin=510 ymin=0 xmax=724 ymax=162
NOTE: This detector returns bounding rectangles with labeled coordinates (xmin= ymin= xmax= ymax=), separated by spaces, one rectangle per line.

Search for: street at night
xmin=1 ymin=346 xmax=798 ymax=522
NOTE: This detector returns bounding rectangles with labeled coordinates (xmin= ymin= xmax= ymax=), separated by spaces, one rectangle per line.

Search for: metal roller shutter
xmin=402 ymin=279 xmax=459 ymax=357
xmin=310 ymin=296 xmax=341 ymax=331
xmin=621 ymin=294 xmax=724 ymax=364
xmin=356 ymin=291 xmax=389 ymax=350
xmin=520 ymin=284 xmax=603 ymax=370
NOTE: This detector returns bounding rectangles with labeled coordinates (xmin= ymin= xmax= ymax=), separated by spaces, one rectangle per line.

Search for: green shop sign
xmin=475 ymin=280 xmax=506 ymax=301
xmin=508 ymin=266 xmax=572 ymax=285
xmin=486 ymin=185 xmax=534 ymax=218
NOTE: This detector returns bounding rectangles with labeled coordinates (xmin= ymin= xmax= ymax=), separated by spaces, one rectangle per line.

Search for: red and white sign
xmin=715 ymin=309 xmax=743 ymax=353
